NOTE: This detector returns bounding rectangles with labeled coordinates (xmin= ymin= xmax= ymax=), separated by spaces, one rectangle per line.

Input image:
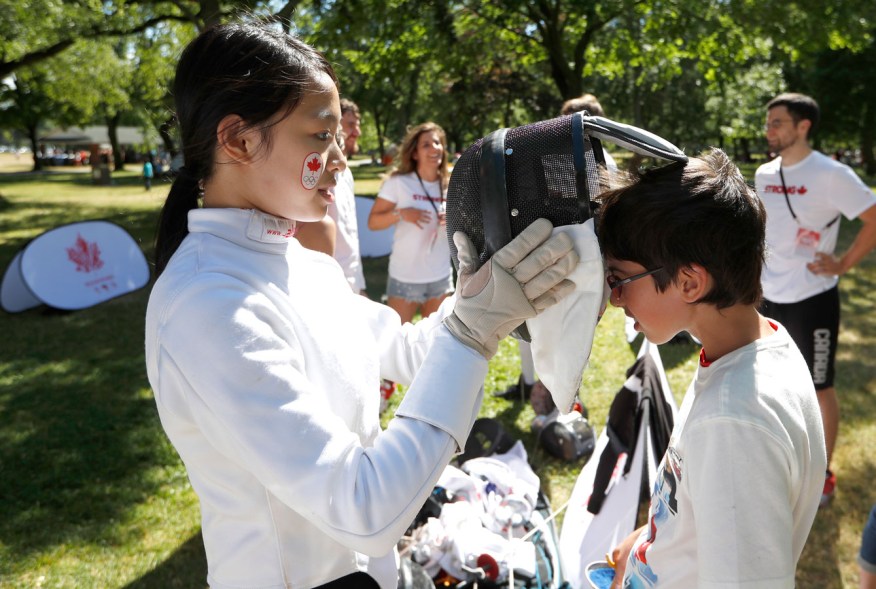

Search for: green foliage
xmin=1 ymin=0 xmax=876 ymax=163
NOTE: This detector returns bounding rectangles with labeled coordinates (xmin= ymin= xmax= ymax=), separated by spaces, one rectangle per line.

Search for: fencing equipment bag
xmin=445 ymin=113 xmax=687 ymax=412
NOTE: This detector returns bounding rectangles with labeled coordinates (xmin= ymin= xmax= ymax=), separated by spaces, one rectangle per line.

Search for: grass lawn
xmin=0 ymin=153 xmax=874 ymax=588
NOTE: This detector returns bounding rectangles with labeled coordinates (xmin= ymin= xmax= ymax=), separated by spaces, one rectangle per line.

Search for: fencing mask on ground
xmin=445 ymin=113 xmax=687 ymax=412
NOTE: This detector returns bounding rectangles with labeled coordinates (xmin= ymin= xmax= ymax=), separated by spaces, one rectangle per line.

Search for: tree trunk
xmin=740 ymin=138 xmax=752 ymax=163
xmin=107 ymin=113 xmax=124 ymax=172
xmin=198 ymin=0 xmax=223 ymax=30
xmin=862 ymin=100 xmax=875 ymax=176
xmin=372 ymin=108 xmax=385 ymax=161
xmin=397 ymin=68 xmax=420 ymax=139
xmin=27 ymin=124 xmax=42 ymax=172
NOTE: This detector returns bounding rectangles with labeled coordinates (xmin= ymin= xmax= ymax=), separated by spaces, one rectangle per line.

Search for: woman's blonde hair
xmin=390 ymin=122 xmax=450 ymax=191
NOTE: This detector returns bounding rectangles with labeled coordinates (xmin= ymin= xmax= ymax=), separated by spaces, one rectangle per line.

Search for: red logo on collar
xmin=265 ymin=227 xmax=295 ymax=238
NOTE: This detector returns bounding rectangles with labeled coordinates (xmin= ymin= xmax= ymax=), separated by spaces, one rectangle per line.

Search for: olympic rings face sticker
xmin=301 ymin=152 xmax=323 ymax=190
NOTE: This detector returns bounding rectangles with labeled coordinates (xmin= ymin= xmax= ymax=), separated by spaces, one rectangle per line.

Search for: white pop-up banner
xmin=0 ymin=250 xmax=41 ymax=313
xmin=1 ymin=220 xmax=150 ymax=313
xmin=354 ymin=196 xmax=395 ymax=258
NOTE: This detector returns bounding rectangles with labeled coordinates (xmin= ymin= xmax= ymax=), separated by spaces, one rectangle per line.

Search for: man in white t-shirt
xmin=755 ymin=92 xmax=876 ymax=507
xmin=297 ymin=98 xmax=367 ymax=295
xmin=331 ymin=98 xmax=367 ymax=294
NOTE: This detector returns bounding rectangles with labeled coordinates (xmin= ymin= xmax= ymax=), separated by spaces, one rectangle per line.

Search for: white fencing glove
xmin=444 ymin=218 xmax=578 ymax=359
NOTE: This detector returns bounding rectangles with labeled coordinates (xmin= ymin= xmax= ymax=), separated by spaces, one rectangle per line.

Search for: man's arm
xmin=809 ymin=204 xmax=876 ymax=276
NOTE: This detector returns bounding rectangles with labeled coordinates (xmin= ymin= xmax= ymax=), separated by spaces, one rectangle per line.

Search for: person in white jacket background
xmin=146 ymin=22 xmax=578 ymax=589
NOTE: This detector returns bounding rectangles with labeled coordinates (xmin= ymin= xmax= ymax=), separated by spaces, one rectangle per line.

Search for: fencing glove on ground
xmin=444 ymin=218 xmax=577 ymax=359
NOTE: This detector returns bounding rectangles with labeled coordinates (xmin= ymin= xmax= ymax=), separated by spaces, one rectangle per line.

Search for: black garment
xmin=587 ymin=351 xmax=674 ymax=515
xmin=314 ymin=572 xmax=380 ymax=588
xmin=760 ymin=286 xmax=839 ymax=390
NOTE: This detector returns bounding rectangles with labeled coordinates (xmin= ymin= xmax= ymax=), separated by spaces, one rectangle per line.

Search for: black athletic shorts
xmin=314 ymin=572 xmax=380 ymax=588
xmin=760 ymin=286 xmax=839 ymax=390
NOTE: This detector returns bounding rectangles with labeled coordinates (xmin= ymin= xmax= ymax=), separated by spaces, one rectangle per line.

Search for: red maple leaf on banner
xmin=66 ymin=234 xmax=104 ymax=272
xmin=306 ymin=157 xmax=321 ymax=172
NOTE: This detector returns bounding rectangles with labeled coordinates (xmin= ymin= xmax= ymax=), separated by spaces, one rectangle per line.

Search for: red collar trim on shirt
xmin=699 ymin=320 xmax=779 ymax=367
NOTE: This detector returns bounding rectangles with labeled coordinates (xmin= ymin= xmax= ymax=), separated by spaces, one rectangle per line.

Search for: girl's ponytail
xmin=154 ymin=167 xmax=200 ymax=276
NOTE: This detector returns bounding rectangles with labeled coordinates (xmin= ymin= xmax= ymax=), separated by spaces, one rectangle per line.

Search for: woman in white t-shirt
xmin=368 ymin=122 xmax=453 ymax=323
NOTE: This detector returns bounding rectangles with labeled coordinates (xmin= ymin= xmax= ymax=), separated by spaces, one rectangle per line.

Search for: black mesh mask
xmin=445 ymin=112 xmax=687 ymax=341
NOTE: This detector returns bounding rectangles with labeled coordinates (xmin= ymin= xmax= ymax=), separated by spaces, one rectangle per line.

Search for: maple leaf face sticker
xmin=301 ymin=152 xmax=323 ymax=189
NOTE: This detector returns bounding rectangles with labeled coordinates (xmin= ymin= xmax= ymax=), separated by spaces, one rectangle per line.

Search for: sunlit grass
xmin=0 ymin=166 xmax=873 ymax=588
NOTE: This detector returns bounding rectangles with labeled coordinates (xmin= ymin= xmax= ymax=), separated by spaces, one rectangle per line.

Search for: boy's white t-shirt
xmin=755 ymin=151 xmax=876 ymax=303
xmin=379 ymin=172 xmax=451 ymax=284
xmin=624 ymin=322 xmax=826 ymax=588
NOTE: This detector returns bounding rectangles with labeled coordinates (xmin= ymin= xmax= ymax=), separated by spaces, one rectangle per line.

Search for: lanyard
xmin=414 ymin=171 xmax=443 ymax=215
xmin=779 ymin=166 xmax=839 ymax=230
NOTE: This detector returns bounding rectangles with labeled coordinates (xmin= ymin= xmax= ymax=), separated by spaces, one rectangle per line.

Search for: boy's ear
xmin=677 ymin=263 xmax=711 ymax=303
xmin=216 ymin=114 xmax=259 ymax=164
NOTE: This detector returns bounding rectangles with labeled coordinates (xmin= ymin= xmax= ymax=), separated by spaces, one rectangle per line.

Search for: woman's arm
xmin=369 ymin=196 xmax=432 ymax=230
xmin=367 ymin=196 xmax=401 ymax=230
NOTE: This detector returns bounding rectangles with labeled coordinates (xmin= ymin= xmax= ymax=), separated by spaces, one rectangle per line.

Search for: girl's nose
xmin=328 ymin=143 xmax=347 ymax=173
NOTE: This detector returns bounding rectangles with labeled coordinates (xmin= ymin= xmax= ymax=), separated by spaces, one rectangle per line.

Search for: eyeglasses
xmin=764 ymin=118 xmax=794 ymax=130
xmin=606 ymin=267 xmax=663 ymax=297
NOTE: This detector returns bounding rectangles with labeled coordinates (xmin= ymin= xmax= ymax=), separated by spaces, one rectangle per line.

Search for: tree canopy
xmin=1 ymin=0 xmax=874 ymax=172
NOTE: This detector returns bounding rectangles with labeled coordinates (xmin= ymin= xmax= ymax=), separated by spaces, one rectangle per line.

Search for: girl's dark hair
xmin=154 ymin=22 xmax=338 ymax=275
xmin=597 ymin=148 xmax=766 ymax=309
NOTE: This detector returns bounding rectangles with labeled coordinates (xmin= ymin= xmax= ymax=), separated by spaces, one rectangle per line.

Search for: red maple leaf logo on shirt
xmin=306 ymin=157 xmax=321 ymax=172
xmin=798 ymin=186 xmax=807 ymax=195
xmin=66 ymin=234 xmax=104 ymax=272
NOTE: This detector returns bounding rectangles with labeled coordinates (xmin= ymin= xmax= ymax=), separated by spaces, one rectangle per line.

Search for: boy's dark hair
xmin=597 ymin=148 xmax=765 ymax=309
xmin=155 ymin=22 xmax=338 ymax=275
xmin=767 ymin=93 xmax=820 ymax=138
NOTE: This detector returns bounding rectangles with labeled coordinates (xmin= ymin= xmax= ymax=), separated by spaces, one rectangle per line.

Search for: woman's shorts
xmin=386 ymin=274 xmax=454 ymax=304
xmin=859 ymin=504 xmax=876 ymax=574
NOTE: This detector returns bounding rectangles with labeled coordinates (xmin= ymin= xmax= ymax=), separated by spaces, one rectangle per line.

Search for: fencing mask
xmin=445 ymin=113 xmax=687 ymax=412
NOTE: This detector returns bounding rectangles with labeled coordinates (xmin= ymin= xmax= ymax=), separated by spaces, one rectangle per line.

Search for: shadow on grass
xmin=0 ymin=288 xmax=180 ymax=562
xmin=122 ymin=532 xmax=207 ymax=589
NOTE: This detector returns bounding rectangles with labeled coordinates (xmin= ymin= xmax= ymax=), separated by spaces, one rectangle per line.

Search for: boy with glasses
xmin=600 ymin=149 xmax=826 ymax=588
xmin=755 ymin=92 xmax=876 ymax=507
